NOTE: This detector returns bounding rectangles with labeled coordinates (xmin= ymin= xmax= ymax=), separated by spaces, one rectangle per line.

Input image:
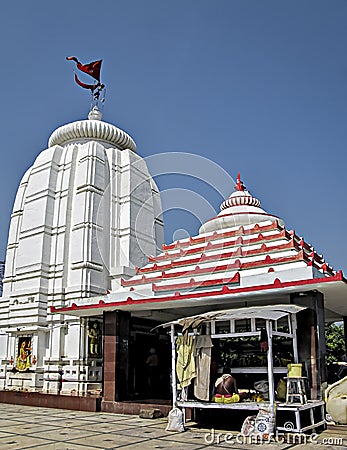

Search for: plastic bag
xmin=254 ymin=380 xmax=269 ymax=400
xmin=241 ymin=415 xmax=256 ymax=436
xmin=253 ymin=403 xmax=275 ymax=438
xmin=166 ymin=407 xmax=185 ymax=432
xmin=254 ymin=380 xmax=269 ymax=393
xmin=242 ymin=404 xmax=275 ymax=439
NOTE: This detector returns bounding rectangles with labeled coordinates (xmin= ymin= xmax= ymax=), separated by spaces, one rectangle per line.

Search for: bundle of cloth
xmin=326 ymin=376 xmax=347 ymax=424
xmin=176 ymin=334 xmax=213 ymax=401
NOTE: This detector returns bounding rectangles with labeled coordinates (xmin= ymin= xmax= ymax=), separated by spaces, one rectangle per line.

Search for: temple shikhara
xmin=0 ymin=106 xmax=163 ymax=396
xmin=0 ymin=62 xmax=347 ymax=432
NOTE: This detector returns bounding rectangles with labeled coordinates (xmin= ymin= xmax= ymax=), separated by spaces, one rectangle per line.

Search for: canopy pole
xmin=170 ymin=324 xmax=177 ymax=406
xmin=292 ymin=313 xmax=299 ymax=363
xmin=266 ymin=319 xmax=275 ymax=413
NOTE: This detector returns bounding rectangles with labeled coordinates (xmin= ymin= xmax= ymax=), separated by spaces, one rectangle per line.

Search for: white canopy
xmin=158 ymin=304 xmax=306 ymax=329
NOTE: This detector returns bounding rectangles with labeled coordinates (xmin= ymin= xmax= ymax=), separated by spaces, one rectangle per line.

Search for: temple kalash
xmin=0 ymin=70 xmax=347 ymax=437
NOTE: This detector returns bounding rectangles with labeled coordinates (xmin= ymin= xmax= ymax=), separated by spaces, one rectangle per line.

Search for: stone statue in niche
xmin=16 ymin=337 xmax=32 ymax=371
xmin=88 ymin=321 xmax=101 ymax=357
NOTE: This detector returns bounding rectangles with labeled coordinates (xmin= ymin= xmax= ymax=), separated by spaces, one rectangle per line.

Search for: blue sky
xmin=1 ymin=0 xmax=347 ymax=273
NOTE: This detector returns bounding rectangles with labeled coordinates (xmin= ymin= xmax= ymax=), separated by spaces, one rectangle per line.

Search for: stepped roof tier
xmin=52 ymin=175 xmax=347 ymax=322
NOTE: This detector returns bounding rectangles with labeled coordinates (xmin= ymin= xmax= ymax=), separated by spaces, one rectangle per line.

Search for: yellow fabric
xmin=176 ymin=335 xmax=196 ymax=388
xmin=224 ymin=394 xmax=240 ymax=403
xmin=213 ymin=394 xmax=240 ymax=403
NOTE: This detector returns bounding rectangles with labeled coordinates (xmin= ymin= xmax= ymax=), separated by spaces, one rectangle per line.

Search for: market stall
xmin=158 ymin=304 xmax=325 ymax=433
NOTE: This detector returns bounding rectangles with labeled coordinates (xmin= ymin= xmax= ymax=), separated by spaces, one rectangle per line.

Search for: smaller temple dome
xmin=199 ymin=173 xmax=285 ymax=234
xmin=220 ymin=191 xmax=261 ymax=210
xmin=48 ymin=107 xmax=136 ymax=152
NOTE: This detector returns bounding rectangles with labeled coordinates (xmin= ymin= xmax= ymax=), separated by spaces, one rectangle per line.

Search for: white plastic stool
xmin=284 ymin=377 xmax=307 ymax=404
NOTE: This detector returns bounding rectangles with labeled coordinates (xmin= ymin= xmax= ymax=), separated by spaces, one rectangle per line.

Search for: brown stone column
xmin=290 ymin=290 xmax=326 ymax=399
xmin=103 ymin=310 xmax=131 ymax=402
xmin=103 ymin=311 xmax=117 ymax=401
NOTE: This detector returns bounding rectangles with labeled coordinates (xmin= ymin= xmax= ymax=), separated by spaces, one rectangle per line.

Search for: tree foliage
xmin=325 ymin=322 xmax=345 ymax=364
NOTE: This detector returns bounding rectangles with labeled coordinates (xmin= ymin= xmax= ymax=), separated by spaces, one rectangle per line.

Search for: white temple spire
xmin=199 ymin=173 xmax=285 ymax=234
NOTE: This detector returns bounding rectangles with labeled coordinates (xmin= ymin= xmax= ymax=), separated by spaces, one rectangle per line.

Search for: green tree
xmin=325 ymin=322 xmax=345 ymax=364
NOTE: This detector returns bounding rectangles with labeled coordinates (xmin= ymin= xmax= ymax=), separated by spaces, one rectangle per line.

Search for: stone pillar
xmin=103 ymin=311 xmax=131 ymax=402
xmin=290 ymin=290 xmax=326 ymax=399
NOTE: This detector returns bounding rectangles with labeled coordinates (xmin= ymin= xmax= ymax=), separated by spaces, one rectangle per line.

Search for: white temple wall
xmin=3 ymin=146 xmax=62 ymax=305
xmin=64 ymin=142 xmax=109 ymax=298
xmin=0 ymin=297 xmax=9 ymax=326
xmin=48 ymin=145 xmax=76 ymax=300
xmin=4 ymin=168 xmax=31 ymax=296
xmin=63 ymin=321 xmax=81 ymax=360
xmin=8 ymin=302 xmax=46 ymax=327
xmin=0 ymin=333 xmax=8 ymax=361
xmin=107 ymin=149 xmax=164 ymax=288
xmin=0 ymin=113 xmax=164 ymax=393
xmin=49 ymin=323 xmax=63 ymax=360
xmin=151 ymin=178 xmax=164 ymax=255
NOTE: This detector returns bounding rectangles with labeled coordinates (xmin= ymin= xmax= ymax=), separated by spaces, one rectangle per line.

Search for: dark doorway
xmin=129 ymin=318 xmax=171 ymax=401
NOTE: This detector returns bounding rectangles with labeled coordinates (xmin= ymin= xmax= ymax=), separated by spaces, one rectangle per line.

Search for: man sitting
xmin=214 ymin=370 xmax=248 ymax=403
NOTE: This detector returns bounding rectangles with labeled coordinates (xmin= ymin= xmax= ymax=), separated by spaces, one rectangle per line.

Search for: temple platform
xmin=0 ymin=390 xmax=173 ymax=416
xmin=0 ymin=390 xmax=101 ymax=412
xmin=0 ymin=402 xmax=345 ymax=449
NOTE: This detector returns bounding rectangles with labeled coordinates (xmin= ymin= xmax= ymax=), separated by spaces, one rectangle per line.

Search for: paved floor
xmin=0 ymin=403 xmax=346 ymax=449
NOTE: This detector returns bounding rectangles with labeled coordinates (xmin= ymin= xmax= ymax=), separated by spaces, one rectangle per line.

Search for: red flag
xmin=74 ymin=73 xmax=97 ymax=91
xmin=66 ymin=56 xmax=102 ymax=81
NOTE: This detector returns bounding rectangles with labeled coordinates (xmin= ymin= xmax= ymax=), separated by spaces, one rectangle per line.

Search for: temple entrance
xmin=129 ymin=318 xmax=171 ymax=401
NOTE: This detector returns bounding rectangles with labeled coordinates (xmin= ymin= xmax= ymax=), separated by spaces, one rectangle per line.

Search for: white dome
xmin=48 ymin=109 xmax=136 ymax=152
xmin=199 ymin=174 xmax=284 ymax=234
